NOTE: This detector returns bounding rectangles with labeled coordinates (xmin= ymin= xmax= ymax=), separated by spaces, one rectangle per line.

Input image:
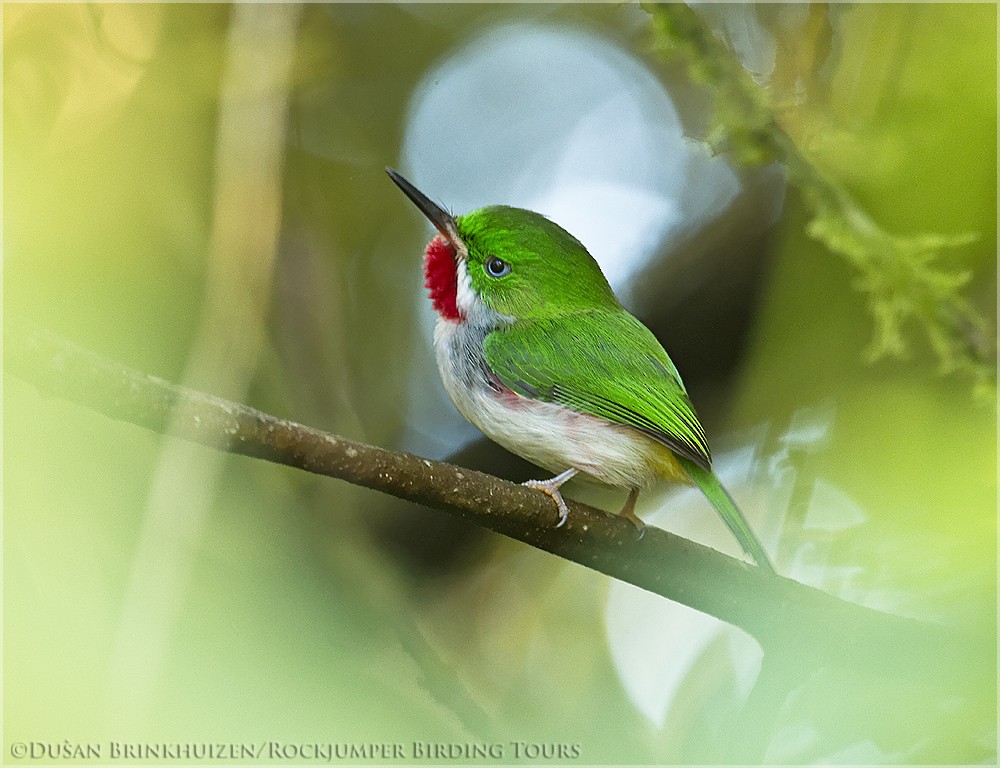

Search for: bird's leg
xmin=523 ymin=467 xmax=579 ymax=527
xmin=618 ymin=488 xmax=645 ymax=532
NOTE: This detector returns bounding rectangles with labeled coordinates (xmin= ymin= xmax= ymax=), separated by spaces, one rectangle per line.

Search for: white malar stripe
xmin=455 ymin=259 xmax=478 ymax=318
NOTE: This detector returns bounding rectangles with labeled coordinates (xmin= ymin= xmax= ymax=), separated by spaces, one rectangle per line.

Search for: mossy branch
xmin=4 ymin=321 xmax=990 ymax=696
xmin=642 ymin=2 xmax=995 ymax=396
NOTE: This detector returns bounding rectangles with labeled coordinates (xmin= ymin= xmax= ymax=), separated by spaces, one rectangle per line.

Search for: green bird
xmin=387 ymin=167 xmax=775 ymax=573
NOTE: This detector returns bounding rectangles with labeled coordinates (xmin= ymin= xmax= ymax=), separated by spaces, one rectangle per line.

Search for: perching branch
xmin=5 ymin=322 xmax=990 ymax=694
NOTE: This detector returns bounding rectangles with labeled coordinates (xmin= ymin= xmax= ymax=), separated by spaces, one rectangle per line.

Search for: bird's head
xmin=387 ymin=168 xmax=619 ymax=324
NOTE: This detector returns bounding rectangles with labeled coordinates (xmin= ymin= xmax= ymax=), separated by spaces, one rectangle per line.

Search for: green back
xmin=482 ymin=309 xmax=712 ymax=469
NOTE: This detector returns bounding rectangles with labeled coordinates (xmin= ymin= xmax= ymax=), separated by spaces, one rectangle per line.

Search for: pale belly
xmin=434 ymin=319 xmax=688 ymax=489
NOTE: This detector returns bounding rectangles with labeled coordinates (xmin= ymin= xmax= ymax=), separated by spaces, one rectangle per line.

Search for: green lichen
xmin=642 ymin=2 xmax=995 ymax=398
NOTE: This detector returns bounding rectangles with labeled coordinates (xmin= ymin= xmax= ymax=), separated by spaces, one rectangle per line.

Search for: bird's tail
xmin=679 ymin=457 xmax=776 ymax=574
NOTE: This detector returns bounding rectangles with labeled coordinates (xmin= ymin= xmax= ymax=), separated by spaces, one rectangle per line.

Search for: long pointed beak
xmin=385 ymin=167 xmax=462 ymax=251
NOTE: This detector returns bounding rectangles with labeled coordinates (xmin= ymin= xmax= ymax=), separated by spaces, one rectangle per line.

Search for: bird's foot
xmin=523 ymin=481 xmax=570 ymax=527
xmin=618 ymin=488 xmax=646 ymax=538
xmin=523 ymin=468 xmax=578 ymax=528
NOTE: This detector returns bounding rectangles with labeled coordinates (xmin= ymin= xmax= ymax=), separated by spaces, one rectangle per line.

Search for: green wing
xmin=482 ymin=311 xmax=711 ymax=469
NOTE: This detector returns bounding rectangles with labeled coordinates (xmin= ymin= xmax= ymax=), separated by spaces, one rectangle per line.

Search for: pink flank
xmin=423 ymin=235 xmax=461 ymax=321
xmin=487 ymin=370 xmax=526 ymax=408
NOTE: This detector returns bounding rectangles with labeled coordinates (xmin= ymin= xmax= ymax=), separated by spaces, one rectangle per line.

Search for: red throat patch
xmin=423 ymin=234 xmax=461 ymax=321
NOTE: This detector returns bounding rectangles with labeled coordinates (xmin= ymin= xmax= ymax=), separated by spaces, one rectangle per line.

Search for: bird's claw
xmin=523 ymin=479 xmax=571 ymax=527
xmin=617 ymin=488 xmax=646 ymax=539
xmin=621 ymin=508 xmax=646 ymax=535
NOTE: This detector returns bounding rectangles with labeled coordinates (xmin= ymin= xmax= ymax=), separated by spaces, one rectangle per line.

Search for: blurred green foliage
xmin=645 ymin=2 xmax=996 ymax=396
xmin=4 ymin=3 xmax=996 ymax=764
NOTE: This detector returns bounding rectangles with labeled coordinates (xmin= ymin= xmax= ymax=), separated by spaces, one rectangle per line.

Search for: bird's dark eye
xmin=485 ymin=256 xmax=511 ymax=278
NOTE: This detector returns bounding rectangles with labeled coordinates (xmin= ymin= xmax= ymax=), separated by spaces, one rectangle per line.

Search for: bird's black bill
xmin=385 ymin=167 xmax=460 ymax=247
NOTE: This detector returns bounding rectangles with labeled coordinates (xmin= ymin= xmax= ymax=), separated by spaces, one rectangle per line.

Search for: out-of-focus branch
xmin=642 ymin=2 xmax=996 ymax=397
xmin=5 ymin=322 xmax=990 ymax=695
xmin=103 ymin=3 xmax=304 ymax=733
